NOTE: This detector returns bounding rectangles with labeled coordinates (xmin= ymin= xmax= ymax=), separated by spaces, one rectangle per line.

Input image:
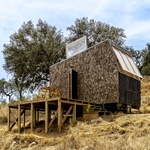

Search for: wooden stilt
xmin=31 ymin=103 xmax=35 ymax=131
xmin=8 ymin=98 xmax=86 ymax=133
xmin=48 ymin=109 xmax=51 ymax=123
xmin=72 ymin=104 xmax=76 ymax=123
xmin=36 ymin=110 xmax=39 ymax=122
xmin=61 ymin=105 xmax=64 ymax=120
xmin=33 ymin=103 xmax=36 ymax=128
xmin=45 ymin=100 xmax=49 ymax=133
xmin=58 ymin=99 xmax=62 ymax=133
xmin=23 ymin=109 xmax=25 ymax=131
xmin=8 ymin=106 xmax=10 ymax=131
xmin=18 ymin=104 xmax=21 ymax=133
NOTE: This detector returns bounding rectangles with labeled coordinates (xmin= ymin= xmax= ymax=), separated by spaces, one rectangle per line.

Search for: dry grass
xmin=0 ymin=105 xmax=8 ymax=124
xmin=0 ymin=114 xmax=149 ymax=150
xmin=141 ymin=76 xmax=150 ymax=113
xmin=0 ymin=76 xmax=150 ymax=150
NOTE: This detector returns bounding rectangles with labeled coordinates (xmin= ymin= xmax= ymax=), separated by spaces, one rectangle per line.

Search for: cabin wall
xmin=119 ymin=73 xmax=141 ymax=108
xmin=50 ymin=41 xmax=119 ymax=104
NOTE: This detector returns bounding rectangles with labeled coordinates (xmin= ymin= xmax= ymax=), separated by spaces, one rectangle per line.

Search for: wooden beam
xmin=45 ymin=100 xmax=49 ymax=133
xmin=11 ymin=110 xmax=19 ymax=127
xmin=36 ymin=110 xmax=39 ymax=122
xmin=34 ymin=108 xmax=36 ymax=127
xmin=18 ymin=104 xmax=21 ymax=133
xmin=31 ymin=103 xmax=35 ymax=131
xmin=61 ymin=100 xmax=86 ymax=105
xmin=68 ymin=72 xmax=71 ymax=99
xmin=23 ymin=109 xmax=26 ymax=131
xmin=61 ymin=105 xmax=73 ymax=127
xmin=72 ymin=104 xmax=76 ymax=123
xmin=58 ymin=100 xmax=62 ymax=133
xmin=8 ymin=106 xmax=10 ymax=131
xmin=48 ymin=109 xmax=58 ymax=128
xmin=48 ymin=110 xmax=51 ymax=125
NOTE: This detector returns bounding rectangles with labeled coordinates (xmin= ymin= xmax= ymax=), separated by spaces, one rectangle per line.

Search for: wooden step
xmin=98 ymin=111 xmax=111 ymax=116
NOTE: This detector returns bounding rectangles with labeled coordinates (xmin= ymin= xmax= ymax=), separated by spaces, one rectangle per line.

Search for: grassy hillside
xmin=0 ymin=77 xmax=150 ymax=150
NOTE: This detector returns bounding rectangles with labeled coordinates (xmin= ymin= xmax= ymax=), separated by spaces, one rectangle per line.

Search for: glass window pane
xmin=113 ymin=48 xmax=128 ymax=71
xmin=127 ymin=57 xmax=142 ymax=78
xmin=121 ymin=53 xmax=135 ymax=74
xmin=112 ymin=47 xmax=142 ymax=78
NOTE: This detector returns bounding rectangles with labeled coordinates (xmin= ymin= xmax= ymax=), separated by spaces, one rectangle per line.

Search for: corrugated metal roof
xmin=112 ymin=47 xmax=142 ymax=79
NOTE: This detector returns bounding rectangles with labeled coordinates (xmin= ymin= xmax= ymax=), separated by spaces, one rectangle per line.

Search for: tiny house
xmin=50 ymin=40 xmax=142 ymax=109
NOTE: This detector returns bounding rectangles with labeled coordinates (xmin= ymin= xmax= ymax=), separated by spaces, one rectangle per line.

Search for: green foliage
xmin=141 ymin=45 xmax=150 ymax=75
xmin=102 ymin=102 xmax=105 ymax=109
xmin=125 ymin=46 xmax=148 ymax=71
xmin=86 ymin=104 xmax=91 ymax=113
xmin=117 ymin=103 xmax=122 ymax=110
xmin=0 ymin=78 xmax=16 ymax=102
xmin=69 ymin=118 xmax=73 ymax=125
xmin=141 ymin=64 xmax=150 ymax=75
xmin=3 ymin=19 xmax=66 ymax=96
xmin=67 ymin=17 xmax=126 ymax=47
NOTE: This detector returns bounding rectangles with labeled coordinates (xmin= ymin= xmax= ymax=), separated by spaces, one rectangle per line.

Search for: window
xmin=112 ymin=47 xmax=142 ymax=78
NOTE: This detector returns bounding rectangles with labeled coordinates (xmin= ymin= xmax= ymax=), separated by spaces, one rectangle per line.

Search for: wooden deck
xmin=8 ymin=97 xmax=91 ymax=134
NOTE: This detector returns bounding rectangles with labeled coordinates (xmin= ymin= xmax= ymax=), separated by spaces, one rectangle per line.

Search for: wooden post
xmin=48 ymin=110 xmax=51 ymax=123
xmin=8 ymin=106 xmax=10 ymax=131
xmin=31 ymin=103 xmax=35 ymax=131
xmin=58 ymin=99 xmax=62 ymax=133
xmin=45 ymin=100 xmax=49 ymax=133
xmin=18 ymin=104 xmax=21 ymax=133
xmin=68 ymin=72 xmax=70 ymax=99
xmin=72 ymin=104 xmax=76 ymax=123
xmin=23 ymin=109 xmax=25 ymax=131
xmin=36 ymin=110 xmax=39 ymax=122
xmin=33 ymin=104 xmax=36 ymax=128
xmin=127 ymin=105 xmax=131 ymax=114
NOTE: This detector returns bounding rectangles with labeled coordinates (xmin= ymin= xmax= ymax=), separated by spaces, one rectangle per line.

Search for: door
xmin=69 ymin=70 xmax=78 ymax=99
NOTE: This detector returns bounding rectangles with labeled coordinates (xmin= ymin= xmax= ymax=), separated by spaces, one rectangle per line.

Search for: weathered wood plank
xmin=18 ymin=104 xmax=21 ymax=133
xmin=31 ymin=103 xmax=35 ymax=131
xmin=72 ymin=104 xmax=76 ymax=123
xmin=45 ymin=101 xmax=49 ymax=133
xmin=48 ymin=109 xmax=58 ymax=128
xmin=8 ymin=107 xmax=10 ymax=131
xmin=61 ymin=105 xmax=73 ymax=127
xmin=58 ymin=100 xmax=62 ymax=133
xmin=36 ymin=110 xmax=39 ymax=122
xmin=23 ymin=109 xmax=25 ymax=131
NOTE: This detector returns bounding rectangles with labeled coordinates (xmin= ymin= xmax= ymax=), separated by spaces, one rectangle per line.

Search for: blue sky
xmin=1 ymin=0 xmax=150 ymax=79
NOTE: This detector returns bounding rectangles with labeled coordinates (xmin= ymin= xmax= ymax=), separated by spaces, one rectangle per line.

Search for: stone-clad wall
xmin=50 ymin=41 xmax=119 ymax=104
